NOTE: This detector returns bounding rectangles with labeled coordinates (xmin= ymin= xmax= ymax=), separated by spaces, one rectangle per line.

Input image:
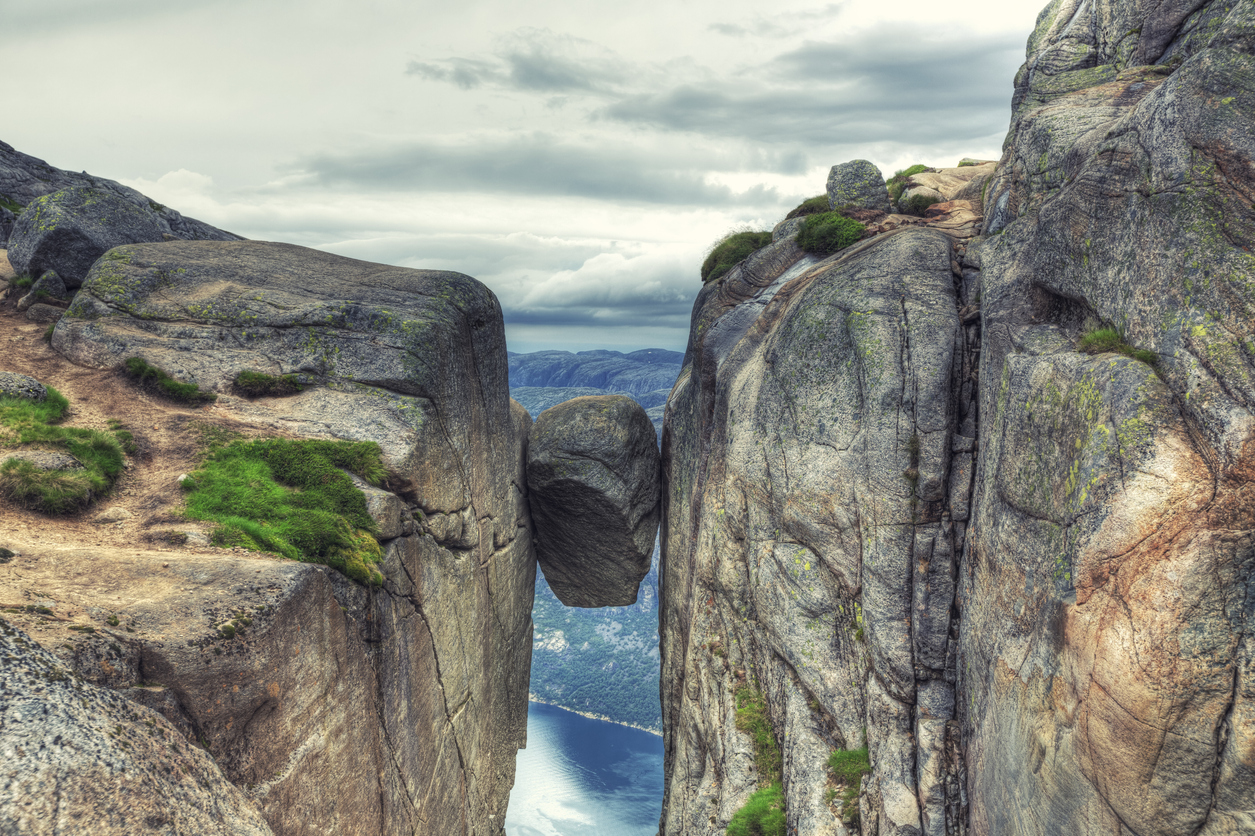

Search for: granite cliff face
xmin=0 ymin=240 xmax=540 ymax=835
xmin=659 ymin=1 xmax=1255 ymax=834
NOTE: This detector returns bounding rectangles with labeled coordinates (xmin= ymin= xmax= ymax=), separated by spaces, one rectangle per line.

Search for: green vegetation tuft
xmin=182 ymin=436 xmax=388 ymax=585
xmin=886 ymin=164 xmax=929 ymax=204
xmin=0 ymin=195 xmax=23 ymax=215
xmin=898 ymin=193 xmax=944 ymax=216
xmin=796 ymin=212 xmax=865 ymax=256
xmin=728 ymin=686 xmax=785 ymax=834
xmin=726 ymin=783 xmax=786 ymax=836
xmin=1077 ymin=327 xmax=1157 ymax=366
xmin=234 ymin=370 xmax=307 ymax=398
xmin=123 ymin=357 xmax=217 ymax=404
xmin=785 ymin=195 xmax=830 ymax=220
xmin=0 ymin=388 xmax=125 ymax=514
xmin=828 ymin=747 xmax=872 ymax=826
xmin=42 ymin=324 xmax=55 ymax=343
xmin=11 ymin=276 xmax=34 ymax=290
xmin=736 ymin=686 xmax=782 ymax=784
xmin=702 ymin=230 xmax=774 ymax=283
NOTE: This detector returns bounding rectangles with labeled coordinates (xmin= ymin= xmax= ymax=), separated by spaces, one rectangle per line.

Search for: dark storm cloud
xmin=290 ymin=134 xmax=791 ymax=205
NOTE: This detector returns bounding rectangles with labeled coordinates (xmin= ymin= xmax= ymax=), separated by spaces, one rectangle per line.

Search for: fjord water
xmin=506 ymin=701 xmax=664 ymax=836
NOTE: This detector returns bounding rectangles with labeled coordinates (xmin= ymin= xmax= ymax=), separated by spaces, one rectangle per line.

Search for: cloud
xmin=286 ymin=133 xmax=797 ymax=205
xmin=407 ymin=28 xmax=631 ymax=95
xmin=599 ymin=27 xmax=1024 ymax=145
xmin=707 ymin=3 xmax=845 ymax=39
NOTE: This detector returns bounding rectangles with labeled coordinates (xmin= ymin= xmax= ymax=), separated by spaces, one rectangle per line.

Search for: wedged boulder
xmin=0 ymin=618 xmax=273 ymax=836
xmin=526 ymin=394 xmax=660 ymax=607
xmin=8 ymin=187 xmax=169 ymax=288
xmin=826 ymin=159 xmax=892 ymax=212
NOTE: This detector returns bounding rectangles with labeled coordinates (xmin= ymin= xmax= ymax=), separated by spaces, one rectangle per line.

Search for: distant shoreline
xmin=527 ymin=695 xmax=663 ymax=738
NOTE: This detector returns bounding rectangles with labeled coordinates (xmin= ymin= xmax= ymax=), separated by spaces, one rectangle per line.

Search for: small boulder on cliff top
xmin=526 ymin=395 xmax=660 ymax=607
xmin=7 ymin=186 xmax=170 ymax=288
xmin=826 ymin=159 xmax=892 ymax=213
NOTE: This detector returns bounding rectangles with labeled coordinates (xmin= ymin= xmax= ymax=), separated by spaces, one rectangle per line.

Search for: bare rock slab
xmin=0 ymin=618 xmax=273 ymax=836
xmin=526 ymin=395 xmax=660 ymax=607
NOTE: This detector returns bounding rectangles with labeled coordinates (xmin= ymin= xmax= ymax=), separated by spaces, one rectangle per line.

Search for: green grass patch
xmin=735 ymin=686 xmax=782 ymax=785
xmin=0 ymin=388 xmax=126 ymax=514
xmin=123 ymin=357 xmax=217 ymax=404
xmin=796 ymin=212 xmax=865 ymax=256
xmin=726 ymin=783 xmax=785 ymax=836
xmin=234 ymin=370 xmax=306 ymax=398
xmin=729 ymin=686 xmax=785 ymax=834
xmin=0 ymin=195 xmax=23 ymax=215
xmin=181 ymin=436 xmax=388 ymax=585
xmin=898 ymin=193 xmax=944 ymax=216
xmin=11 ymin=276 xmax=34 ymax=290
xmin=702 ymin=229 xmax=773 ymax=283
xmin=1077 ymin=327 xmax=1157 ymax=366
xmin=828 ymin=747 xmax=872 ymax=826
xmin=886 ymin=164 xmax=929 ymax=204
xmin=785 ymin=195 xmax=829 ymax=220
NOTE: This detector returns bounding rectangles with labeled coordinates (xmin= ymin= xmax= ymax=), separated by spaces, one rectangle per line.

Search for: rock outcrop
xmin=8 ymin=188 xmax=172 ymax=287
xmin=968 ymin=2 xmax=1255 ymax=834
xmin=0 ymin=618 xmax=274 ymax=836
xmin=7 ymin=238 xmax=537 ymax=835
xmin=659 ymin=2 xmax=1255 ymax=835
xmin=661 ymin=215 xmax=980 ymax=834
xmin=527 ymin=395 xmax=660 ymax=607
xmin=0 ymin=139 xmax=237 ymax=247
xmin=827 ymin=159 xmax=892 ymax=213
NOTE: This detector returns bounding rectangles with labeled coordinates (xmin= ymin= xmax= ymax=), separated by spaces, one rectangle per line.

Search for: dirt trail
xmin=0 ymin=269 xmax=264 ymax=559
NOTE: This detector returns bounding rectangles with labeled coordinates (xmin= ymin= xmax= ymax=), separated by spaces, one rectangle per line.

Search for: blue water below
xmin=505 ymin=701 xmax=664 ymax=836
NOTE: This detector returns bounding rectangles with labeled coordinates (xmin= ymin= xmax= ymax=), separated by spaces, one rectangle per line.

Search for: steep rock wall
xmin=660 ymin=224 xmax=982 ymax=835
xmin=968 ymin=2 xmax=1255 ymax=834
xmin=661 ymin=3 xmax=1255 ymax=835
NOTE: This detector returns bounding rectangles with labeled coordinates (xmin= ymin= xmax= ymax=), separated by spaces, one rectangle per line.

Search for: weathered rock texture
xmin=968 ymin=2 xmax=1255 ymax=834
xmin=527 ymin=394 xmax=660 ymax=607
xmin=0 ymin=139 xmax=237 ymax=248
xmin=8 ymin=188 xmax=169 ymax=288
xmin=827 ymin=160 xmax=893 ymax=213
xmin=23 ymin=239 xmax=537 ymax=835
xmin=660 ymin=218 xmax=981 ymax=834
xmin=660 ymin=2 xmax=1255 ymax=835
xmin=0 ymin=617 xmax=274 ymax=836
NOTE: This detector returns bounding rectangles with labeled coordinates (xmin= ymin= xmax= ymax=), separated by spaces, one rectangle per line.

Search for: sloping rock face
xmin=8 ymin=187 xmax=169 ymax=287
xmin=967 ymin=3 xmax=1255 ymax=835
xmin=34 ymin=239 xmax=536 ymax=835
xmin=527 ymin=395 xmax=659 ymax=607
xmin=660 ymin=219 xmax=981 ymax=834
xmin=0 ymin=139 xmax=237 ymax=246
xmin=0 ymin=618 xmax=274 ymax=836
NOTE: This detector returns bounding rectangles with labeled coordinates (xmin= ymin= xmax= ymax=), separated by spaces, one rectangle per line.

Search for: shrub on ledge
xmin=1077 ymin=327 xmax=1157 ymax=366
xmin=234 ymin=370 xmax=306 ymax=398
xmin=702 ymin=230 xmax=774 ymax=283
xmin=796 ymin=212 xmax=865 ymax=256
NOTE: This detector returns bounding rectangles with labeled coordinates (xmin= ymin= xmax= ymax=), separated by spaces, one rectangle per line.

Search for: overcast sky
xmin=6 ymin=0 xmax=1047 ymax=353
